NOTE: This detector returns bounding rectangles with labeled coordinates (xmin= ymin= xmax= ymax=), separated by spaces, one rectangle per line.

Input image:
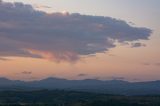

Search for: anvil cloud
xmin=0 ymin=1 xmax=152 ymax=62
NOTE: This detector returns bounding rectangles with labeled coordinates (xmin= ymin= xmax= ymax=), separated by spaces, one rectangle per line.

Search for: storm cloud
xmin=0 ymin=1 xmax=152 ymax=62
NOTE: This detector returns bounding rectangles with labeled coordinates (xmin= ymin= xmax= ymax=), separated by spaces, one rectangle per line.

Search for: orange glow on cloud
xmin=26 ymin=49 xmax=79 ymax=62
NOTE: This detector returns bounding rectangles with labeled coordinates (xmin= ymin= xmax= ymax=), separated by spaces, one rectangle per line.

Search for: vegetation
xmin=0 ymin=90 xmax=160 ymax=106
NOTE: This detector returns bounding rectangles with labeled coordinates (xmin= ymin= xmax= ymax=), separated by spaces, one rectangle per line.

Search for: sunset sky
xmin=0 ymin=0 xmax=160 ymax=81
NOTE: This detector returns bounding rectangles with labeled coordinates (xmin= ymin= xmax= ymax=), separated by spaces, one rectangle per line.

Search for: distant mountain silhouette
xmin=0 ymin=77 xmax=160 ymax=95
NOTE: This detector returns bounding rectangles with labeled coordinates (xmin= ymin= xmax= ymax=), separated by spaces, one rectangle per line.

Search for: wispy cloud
xmin=142 ymin=62 xmax=151 ymax=66
xmin=0 ymin=1 xmax=152 ymax=62
xmin=155 ymin=63 xmax=160 ymax=66
xmin=131 ymin=42 xmax=146 ymax=48
xmin=77 ymin=74 xmax=88 ymax=77
xmin=0 ymin=57 xmax=10 ymax=61
xmin=142 ymin=62 xmax=160 ymax=66
xmin=109 ymin=76 xmax=125 ymax=80
xmin=34 ymin=4 xmax=51 ymax=9
xmin=21 ymin=71 xmax=32 ymax=75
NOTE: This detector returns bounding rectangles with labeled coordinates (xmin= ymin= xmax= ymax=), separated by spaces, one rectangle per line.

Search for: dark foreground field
xmin=0 ymin=90 xmax=160 ymax=106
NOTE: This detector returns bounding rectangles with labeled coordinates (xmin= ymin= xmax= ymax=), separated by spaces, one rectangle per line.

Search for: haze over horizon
xmin=0 ymin=0 xmax=160 ymax=82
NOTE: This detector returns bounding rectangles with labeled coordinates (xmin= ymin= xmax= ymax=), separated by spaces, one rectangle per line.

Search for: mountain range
xmin=0 ymin=77 xmax=160 ymax=95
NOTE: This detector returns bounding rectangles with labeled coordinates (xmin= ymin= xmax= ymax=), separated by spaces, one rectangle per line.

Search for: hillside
xmin=0 ymin=77 xmax=160 ymax=95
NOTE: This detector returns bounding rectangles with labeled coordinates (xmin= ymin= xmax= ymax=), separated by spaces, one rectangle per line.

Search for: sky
xmin=0 ymin=0 xmax=160 ymax=81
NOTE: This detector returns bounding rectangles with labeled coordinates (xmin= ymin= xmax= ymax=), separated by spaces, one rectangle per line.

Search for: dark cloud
xmin=0 ymin=1 xmax=152 ymax=62
xmin=131 ymin=42 xmax=146 ymax=48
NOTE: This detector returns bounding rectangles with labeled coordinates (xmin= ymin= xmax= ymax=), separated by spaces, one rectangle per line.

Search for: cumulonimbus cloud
xmin=0 ymin=1 xmax=152 ymax=62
